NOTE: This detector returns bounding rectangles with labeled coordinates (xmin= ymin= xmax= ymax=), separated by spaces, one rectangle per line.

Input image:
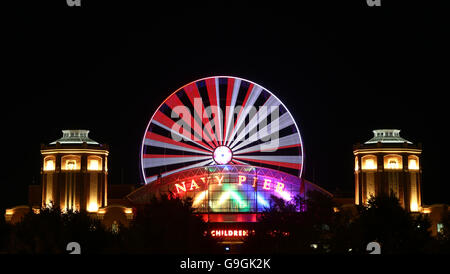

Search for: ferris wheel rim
xmin=140 ymin=75 xmax=305 ymax=184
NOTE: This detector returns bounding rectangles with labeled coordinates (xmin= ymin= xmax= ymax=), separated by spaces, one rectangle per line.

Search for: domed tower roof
xmin=49 ymin=130 xmax=99 ymax=145
xmin=364 ymin=129 xmax=412 ymax=144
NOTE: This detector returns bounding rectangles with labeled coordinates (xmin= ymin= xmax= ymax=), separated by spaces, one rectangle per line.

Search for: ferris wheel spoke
xmin=225 ymin=82 xmax=253 ymax=147
xmin=226 ymin=85 xmax=262 ymax=147
xmin=224 ymin=78 xmax=241 ymax=146
xmin=228 ymin=95 xmax=279 ymax=149
xmin=233 ymin=133 xmax=301 ymax=155
xmin=162 ymin=93 xmax=217 ymax=150
xmin=233 ymin=155 xmax=302 ymax=170
xmin=151 ymin=119 xmax=213 ymax=152
xmin=233 ymin=143 xmax=301 ymax=155
xmin=215 ymin=77 xmax=224 ymax=145
xmin=142 ymin=154 xmax=211 ymax=168
xmin=223 ymin=77 xmax=235 ymax=145
xmin=145 ymin=159 xmax=214 ymax=184
xmin=231 ymin=111 xmax=294 ymax=151
xmin=202 ymin=117 xmax=219 ymax=148
xmin=231 ymin=158 xmax=251 ymax=165
xmin=144 ymin=132 xmax=212 ymax=155
xmin=184 ymin=82 xmax=220 ymax=148
xmin=206 ymin=78 xmax=223 ymax=145
xmin=144 ymin=139 xmax=211 ymax=155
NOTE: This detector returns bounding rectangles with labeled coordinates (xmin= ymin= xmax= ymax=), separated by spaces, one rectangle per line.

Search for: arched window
xmin=61 ymin=155 xmax=81 ymax=171
xmin=87 ymin=155 xmax=102 ymax=171
xmin=384 ymin=154 xmax=402 ymax=170
xmin=361 ymin=155 xmax=377 ymax=170
xmin=43 ymin=156 xmax=56 ymax=171
xmin=408 ymin=155 xmax=419 ymax=170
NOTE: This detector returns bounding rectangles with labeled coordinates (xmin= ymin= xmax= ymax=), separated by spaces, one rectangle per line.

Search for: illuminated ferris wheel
xmin=141 ymin=76 xmax=304 ymax=184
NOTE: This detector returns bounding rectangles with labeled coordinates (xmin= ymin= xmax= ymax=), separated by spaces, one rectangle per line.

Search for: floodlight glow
xmin=193 ymin=190 xmax=208 ymax=207
xmin=257 ymin=194 xmax=269 ymax=208
xmin=279 ymin=190 xmax=292 ymax=201
xmin=409 ymin=158 xmax=419 ymax=170
xmin=229 ymin=190 xmax=247 ymax=209
xmin=88 ymin=159 xmax=99 ymax=171
xmin=217 ymin=192 xmax=231 ymax=206
xmin=213 ymin=145 xmax=233 ymax=165
xmin=44 ymin=159 xmax=55 ymax=171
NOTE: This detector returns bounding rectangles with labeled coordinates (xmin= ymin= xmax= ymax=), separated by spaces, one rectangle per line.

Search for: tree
xmin=123 ymin=194 xmax=219 ymax=254
xmin=342 ymin=193 xmax=434 ymax=254
xmin=7 ymin=207 xmax=113 ymax=254
xmin=242 ymin=191 xmax=335 ymax=254
xmin=435 ymin=211 xmax=450 ymax=252
xmin=243 ymin=191 xmax=438 ymax=254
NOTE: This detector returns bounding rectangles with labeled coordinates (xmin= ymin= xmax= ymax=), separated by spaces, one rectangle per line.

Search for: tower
xmin=40 ymin=130 xmax=109 ymax=212
xmin=353 ymin=129 xmax=422 ymax=212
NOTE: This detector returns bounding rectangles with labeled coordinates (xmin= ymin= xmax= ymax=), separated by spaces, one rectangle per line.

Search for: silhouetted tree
xmin=7 ymin=207 xmax=113 ymax=254
xmin=435 ymin=212 xmax=450 ymax=252
xmin=243 ymin=191 xmax=439 ymax=254
xmin=243 ymin=191 xmax=335 ymax=254
xmin=340 ymin=193 xmax=434 ymax=254
xmin=60 ymin=209 xmax=113 ymax=254
xmin=123 ymin=194 xmax=219 ymax=253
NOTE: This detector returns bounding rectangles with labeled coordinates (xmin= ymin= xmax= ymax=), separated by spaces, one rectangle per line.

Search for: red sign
xmin=174 ymin=175 xmax=286 ymax=195
xmin=210 ymin=229 xmax=249 ymax=237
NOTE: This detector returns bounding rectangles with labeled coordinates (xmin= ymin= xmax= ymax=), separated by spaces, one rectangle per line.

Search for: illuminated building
xmin=5 ymin=130 xmax=134 ymax=227
xmin=3 ymin=77 xmax=448 ymax=244
xmin=4 ymin=77 xmax=330 ymax=242
xmin=128 ymin=165 xmax=329 ymax=222
xmin=354 ymin=129 xmax=422 ymax=212
xmin=40 ymin=130 xmax=109 ymax=212
xmin=131 ymin=76 xmax=331 ymax=248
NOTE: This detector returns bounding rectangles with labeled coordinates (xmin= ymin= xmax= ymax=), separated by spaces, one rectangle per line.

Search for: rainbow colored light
xmin=188 ymin=179 xmax=293 ymax=213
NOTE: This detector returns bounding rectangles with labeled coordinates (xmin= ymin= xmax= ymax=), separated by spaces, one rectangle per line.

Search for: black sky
xmin=2 ymin=0 xmax=449 ymax=210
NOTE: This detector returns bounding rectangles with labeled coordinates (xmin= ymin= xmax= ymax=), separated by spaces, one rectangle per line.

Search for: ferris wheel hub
xmin=213 ymin=145 xmax=233 ymax=165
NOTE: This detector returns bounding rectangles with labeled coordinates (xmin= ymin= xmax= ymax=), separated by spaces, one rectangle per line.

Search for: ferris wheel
xmin=141 ymin=76 xmax=304 ymax=184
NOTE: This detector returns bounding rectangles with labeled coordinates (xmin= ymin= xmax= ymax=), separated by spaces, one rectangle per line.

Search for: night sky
xmin=2 ymin=1 xmax=448 ymax=210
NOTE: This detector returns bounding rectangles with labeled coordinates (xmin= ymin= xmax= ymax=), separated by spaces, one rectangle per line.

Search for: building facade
xmin=354 ymin=129 xmax=422 ymax=212
xmin=3 ymin=82 xmax=448 ymax=242
xmin=5 ymin=130 xmax=133 ymax=228
xmin=40 ymin=130 xmax=109 ymax=212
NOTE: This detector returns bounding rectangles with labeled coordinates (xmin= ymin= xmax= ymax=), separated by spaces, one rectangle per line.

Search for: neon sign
xmin=174 ymin=175 xmax=286 ymax=196
xmin=210 ymin=229 xmax=249 ymax=237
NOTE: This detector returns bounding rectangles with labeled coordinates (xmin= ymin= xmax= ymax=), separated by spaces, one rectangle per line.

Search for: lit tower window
xmin=361 ymin=155 xmax=377 ymax=170
xmin=89 ymin=159 xmax=98 ymax=170
xmin=67 ymin=160 xmax=76 ymax=170
xmin=384 ymin=155 xmax=402 ymax=170
xmin=44 ymin=156 xmax=55 ymax=171
xmin=61 ymin=155 xmax=81 ymax=171
xmin=408 ymin=155 xmax=419 ymax=170
xmin=88 ymin=156 xmax=102 ymax=171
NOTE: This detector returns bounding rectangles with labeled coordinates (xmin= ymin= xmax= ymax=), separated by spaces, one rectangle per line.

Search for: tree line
xmin=0 ymin=192 xmax=449 ymax=254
